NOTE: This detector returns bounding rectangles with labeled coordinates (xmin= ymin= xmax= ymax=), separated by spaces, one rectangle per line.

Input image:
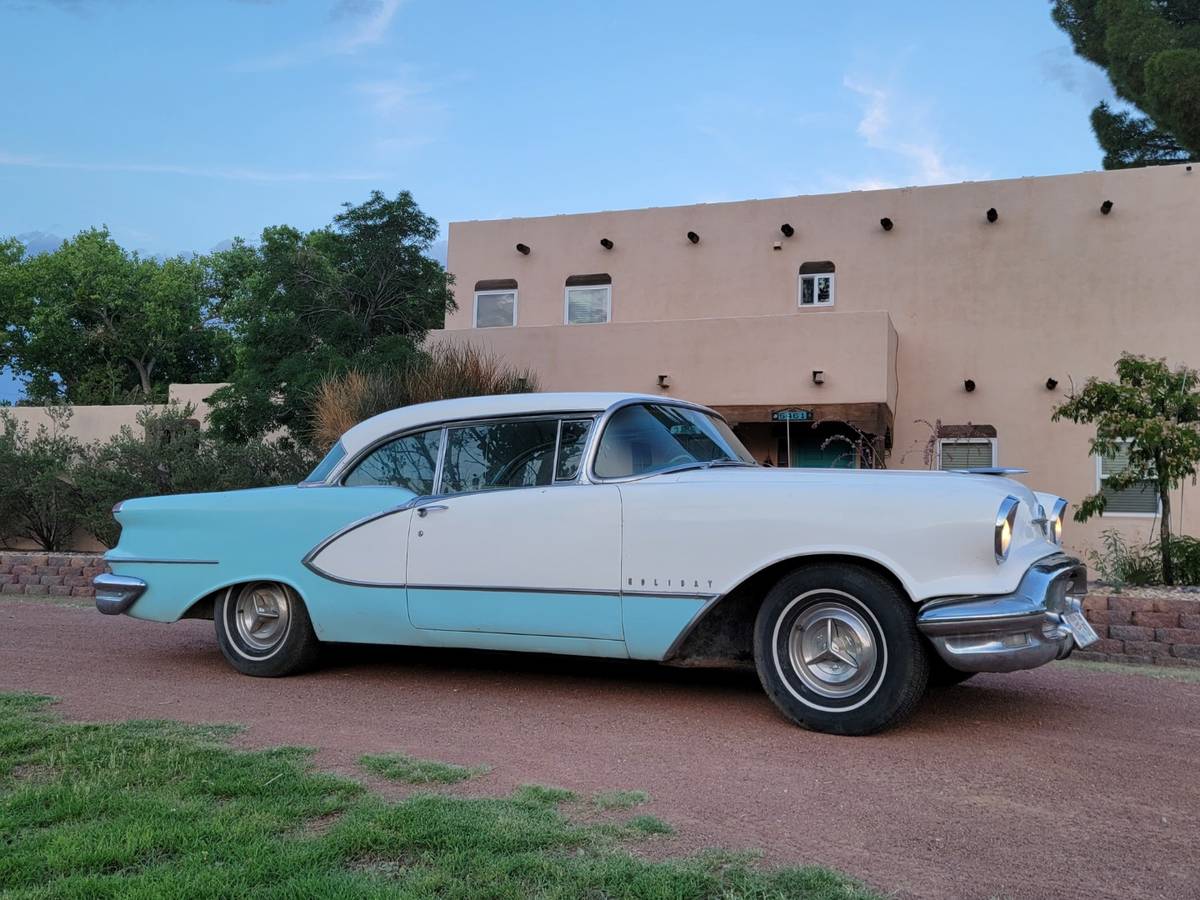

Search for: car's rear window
xmin=303 ymin=441 xmax=346 ymax=484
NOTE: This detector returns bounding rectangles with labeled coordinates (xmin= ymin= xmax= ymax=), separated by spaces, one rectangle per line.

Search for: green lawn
xmin=0 ymin=694 xmax=878 ymax=899
xmin=359 ymin=751 xmax=490 ymax=785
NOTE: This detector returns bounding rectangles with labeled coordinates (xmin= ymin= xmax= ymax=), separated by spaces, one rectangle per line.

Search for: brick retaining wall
xmin=3 ymin=552 xmax=1199 ymax=667
xmin=0 ymin=552 xmax=108 ymax=599
xmin=1078 ymin=593 xmax=1200 ymax=668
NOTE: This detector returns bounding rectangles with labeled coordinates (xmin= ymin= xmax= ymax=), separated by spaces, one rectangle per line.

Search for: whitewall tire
xmin=215 ymin=582 xmax=320 ymax=677
xmin=753 ymin=563 xmax=929 ymax=735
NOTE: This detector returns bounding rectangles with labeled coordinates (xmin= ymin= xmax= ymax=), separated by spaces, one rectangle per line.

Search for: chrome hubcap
xmin=788 ymin=601 xmax=878 ymax=699
xmin=234 ymin=583 xmax=291 ymax=652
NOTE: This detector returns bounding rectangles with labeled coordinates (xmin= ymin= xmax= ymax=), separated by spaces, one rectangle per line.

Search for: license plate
xmin=1063 ymin=610 xmax=1099 ymax=648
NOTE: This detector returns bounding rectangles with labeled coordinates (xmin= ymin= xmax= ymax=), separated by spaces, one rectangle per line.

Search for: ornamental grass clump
xmin=310 ymin=341 xmax=538 ymax=451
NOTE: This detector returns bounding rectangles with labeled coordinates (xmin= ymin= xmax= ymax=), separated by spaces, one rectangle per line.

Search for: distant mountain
xmin=14 ymin=231 xmax=64 ymax=256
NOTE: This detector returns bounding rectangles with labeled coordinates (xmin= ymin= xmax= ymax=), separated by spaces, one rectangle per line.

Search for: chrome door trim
xmin=104 ymin=557 xmax=220 ymax=565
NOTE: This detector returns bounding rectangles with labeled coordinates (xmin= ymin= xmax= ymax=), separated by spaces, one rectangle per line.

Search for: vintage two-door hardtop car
xmin=95 ymin=392 xmax=1097 ymax=735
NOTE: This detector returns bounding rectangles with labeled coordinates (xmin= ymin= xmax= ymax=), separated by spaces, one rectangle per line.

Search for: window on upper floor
xmin=565 ymin=273 xmax=612 ymax=324
xmin=798 ymin=261 xmax=835 ymax=308
xmin=1097 ymin=440 xmax=1160 ymax=516
xmin=937 ymin=437 xmax=997 ymax=470
xmin=474 ymin=279 xmax=518 ymax=328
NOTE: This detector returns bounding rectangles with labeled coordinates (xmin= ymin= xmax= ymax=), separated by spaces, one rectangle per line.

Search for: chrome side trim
xmin=94 ymin=573 xmax=148 ymax=615
xmin=301 ymin=500 xmax=421 ymax=574
xmin=104 ymin=557 xmax=220 ymax=565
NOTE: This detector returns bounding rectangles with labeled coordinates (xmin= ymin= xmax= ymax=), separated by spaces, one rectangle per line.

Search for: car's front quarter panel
xmin=108 ymin=485 xmax=417 ymax=640
xmin=617 ymin=471 xmax=1062 ymax=613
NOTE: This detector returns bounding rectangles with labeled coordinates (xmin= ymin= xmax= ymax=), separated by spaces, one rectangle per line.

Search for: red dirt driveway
xmin=2 ymin=598 xmax=1197 ymax=900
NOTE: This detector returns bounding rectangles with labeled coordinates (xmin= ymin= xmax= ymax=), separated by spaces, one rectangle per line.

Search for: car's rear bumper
xmin=94 ymin=573 xmax=148 ymax=615
xmin=916 ymin=553 xmax=1093 ymax=673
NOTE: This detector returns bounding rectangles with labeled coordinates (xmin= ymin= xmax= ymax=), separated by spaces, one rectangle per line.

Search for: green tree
xmin=0 ymin=229 xmax=231 ymax=404
xmin=1051 ymin=0 xmax=1200 ymax=167
xmin=0 ymin=407 xmax=87 ymax=551
xmin=207 ymin=190 xmax=454 ymax=442
xmin=1052 ymin=353 xmax=1200 ymax=584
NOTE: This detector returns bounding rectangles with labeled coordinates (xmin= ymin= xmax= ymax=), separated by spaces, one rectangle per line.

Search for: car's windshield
xmin=593 ymin=403 xmax=756 ymax=479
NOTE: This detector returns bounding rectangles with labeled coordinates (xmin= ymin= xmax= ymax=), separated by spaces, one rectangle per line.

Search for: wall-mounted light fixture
xmin=812 ymin=370 xmax=825 ymax=385
xmin=600 ymin=237 xmax=614 ymax=250
xmin=686 ymin=231 xmax=700 ymax=244
xmin=964 ymin=379 xmax=976 ymax=393
xmin=986 ymin=207 xmax=999 ymax=223
xmin=515 ymin=243 xmax=531 ymax=255
xmin=1100 ymin=200 xmax=1113 ymax=215
xmin=780 ymin=223 xmax=795 ymax=237
xmin=657 ymin=374 xmax=671 ymax=390
xmin=880 ymin=217 xmax=894 ymax=231
xmin=1046 ymin=377 xmax=1059 ymax=390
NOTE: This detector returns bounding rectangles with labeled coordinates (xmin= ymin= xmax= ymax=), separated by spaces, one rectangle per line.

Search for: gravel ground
xmin=2 ymin=599 xmax=1197 ymax=900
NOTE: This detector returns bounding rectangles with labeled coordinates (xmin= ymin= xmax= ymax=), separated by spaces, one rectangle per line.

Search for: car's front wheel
xmin=215 ymin=581 xmax=320 ymax=677
xmin=753 ymin=563 xmax=929 ymax=735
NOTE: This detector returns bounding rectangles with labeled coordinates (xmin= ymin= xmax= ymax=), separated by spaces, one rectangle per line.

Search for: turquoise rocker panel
xmin=408 ymin=588 xmax=624 ymax=641
xmin=405 ymin=626 xmax=629 ymax=659
xmin=621 ymin=595 xmax=707 ymax=660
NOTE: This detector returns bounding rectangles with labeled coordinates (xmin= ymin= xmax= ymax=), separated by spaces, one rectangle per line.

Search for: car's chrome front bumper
xmin=94 ymin=573 xmax=147 ymax=615
xmin=916 ymin=553 xmax=1093 ymax=673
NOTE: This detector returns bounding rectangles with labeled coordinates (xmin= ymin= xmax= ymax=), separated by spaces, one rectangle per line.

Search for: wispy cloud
xmin=234 ymin=0 xmax=404 ymax=71
xmin=834 ymin=75 xmax=981 ymax=191
xmin=0 ymin=150 xmax=383 ymax=182
xmin=353 ymin=68 xmax=451 ymax=155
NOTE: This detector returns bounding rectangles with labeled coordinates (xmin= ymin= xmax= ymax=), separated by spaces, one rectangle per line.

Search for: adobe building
xmin=431 ymin=163 xmax=1200 ymax=558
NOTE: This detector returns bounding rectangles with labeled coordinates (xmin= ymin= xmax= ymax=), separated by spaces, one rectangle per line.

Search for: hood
xmin=667 ymin=465 xmax=1042 ymax=508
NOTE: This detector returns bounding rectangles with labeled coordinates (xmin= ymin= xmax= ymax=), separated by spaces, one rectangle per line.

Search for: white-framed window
xmin=473 ymin=289 xmax=517 ymax=328
xmin=564 ymin=273 xmax=612 ymax=324
xmin=937 ymin=438 xmax=997 ymax=470
xmin=798 ymin=261 xmax=835 ymax=308
xmin=1096 ymin=440 xmax=1160 ymax=516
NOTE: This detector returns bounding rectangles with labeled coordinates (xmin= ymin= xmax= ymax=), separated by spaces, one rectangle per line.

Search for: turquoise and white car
xmin=95 ymin=392 xmax=1096 ymax=735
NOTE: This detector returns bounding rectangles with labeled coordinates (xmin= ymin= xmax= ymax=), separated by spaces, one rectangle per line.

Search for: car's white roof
xmin=338 ymin=391 xmax=700 ymax=459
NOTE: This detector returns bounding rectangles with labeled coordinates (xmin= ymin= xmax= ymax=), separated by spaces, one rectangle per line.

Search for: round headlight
xmin=995 ymin=495 xmax=1020 ymax=562
xmin=1049 ymin=497 xmax=1068 ymax=546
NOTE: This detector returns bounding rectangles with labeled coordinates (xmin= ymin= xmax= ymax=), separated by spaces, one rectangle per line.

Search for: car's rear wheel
xmin=752 ymin=563 xmax=929 ymax=735
xmin=215 ymin=581 xmax=320 ymax=677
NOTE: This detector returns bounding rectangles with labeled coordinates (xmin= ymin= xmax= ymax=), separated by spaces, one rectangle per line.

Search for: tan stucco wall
xmin=3 ymin=383 xmax=225 ymax=444
xmin=438 ymin=164 xmax=1200 ymax=560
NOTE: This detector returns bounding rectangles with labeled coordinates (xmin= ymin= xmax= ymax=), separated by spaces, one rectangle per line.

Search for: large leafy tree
xmin=1053 ymin=354 xmax=1200 ymax=584
xmin=1051 ymin=0 xmax=1200 ymax=167
xmin=0 ymin=229 xmax=231 ymax=404
xmin=207 ymin=190 xmax=454 ymax=442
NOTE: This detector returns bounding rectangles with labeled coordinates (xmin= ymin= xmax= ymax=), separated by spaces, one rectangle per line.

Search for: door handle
xmin=417 ymin=504 xmax=449 ymax=518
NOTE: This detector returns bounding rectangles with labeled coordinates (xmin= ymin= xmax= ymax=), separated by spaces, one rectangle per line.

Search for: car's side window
xmin=343 ymin=429 xmax=442 ymax=493
xmin=555 ymin=419 xmax=592 ymax=481
xmin=442 ymin=419 xmax=559 ymax=495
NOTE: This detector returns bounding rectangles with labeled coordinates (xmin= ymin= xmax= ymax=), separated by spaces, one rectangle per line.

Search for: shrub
xmin=311 ymin=341 xmax=538 ymax=451
xmin=0 ymin=408 xmax=88 ymax=551
xmin=1088 ymin=529 xmax=1162 ymax=586
xmin=75 ymin=404 xmax=317 ymax=547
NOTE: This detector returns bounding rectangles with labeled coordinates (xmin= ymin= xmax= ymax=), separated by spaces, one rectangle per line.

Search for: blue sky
xmin=1 ymin=0 xmax=1115 ymax=400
